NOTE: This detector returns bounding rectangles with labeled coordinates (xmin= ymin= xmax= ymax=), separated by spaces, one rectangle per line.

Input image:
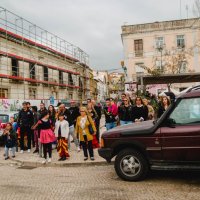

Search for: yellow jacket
xmin=75 ymin=115 xmax=97 ymax=142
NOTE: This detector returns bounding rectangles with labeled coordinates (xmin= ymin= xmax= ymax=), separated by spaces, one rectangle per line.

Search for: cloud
xmin=0 ymin=0 xmax=195 ymax=70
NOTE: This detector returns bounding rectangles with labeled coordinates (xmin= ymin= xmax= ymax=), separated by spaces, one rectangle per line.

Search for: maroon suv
xmin=98 ymin=86 xmax=200 ymax=181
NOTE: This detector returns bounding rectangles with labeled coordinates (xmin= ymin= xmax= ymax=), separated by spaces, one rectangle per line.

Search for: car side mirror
xmin=166 ymin=118 xmax=176 ymax=128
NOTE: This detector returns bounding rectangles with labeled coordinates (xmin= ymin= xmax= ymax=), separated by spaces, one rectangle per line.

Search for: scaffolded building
xmin=0 ymin=7 xmax=91 ymax=101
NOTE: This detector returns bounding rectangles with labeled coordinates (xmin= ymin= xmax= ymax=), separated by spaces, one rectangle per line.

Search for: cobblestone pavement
xmin=0 ymin=164 xmax=200 ymax=200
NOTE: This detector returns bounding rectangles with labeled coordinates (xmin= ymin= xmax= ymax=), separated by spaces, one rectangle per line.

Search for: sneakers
xmin=90 ymin=157 xmax=95 ymax=161
xmin=42 ymin=159 xmax=47 ymax=164
xmin=47 ymin=158 xmax=51 ymax=163
xmin=33 ymin=149 xmax=39 ymax=154
xmin=27 ymin=149 xmax=31 ymax=153
xmin=77 ymin=147 xmax=80 ymax=152
xmin=5 ymin=157 xmax=9 ymax=160
xmin=20 ymin=150 xmax=24 ymax=154
xmin=84 ymin=157 xmax=88 ymax=161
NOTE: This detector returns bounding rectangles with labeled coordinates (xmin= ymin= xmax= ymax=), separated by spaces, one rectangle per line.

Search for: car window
xmin=169 ymin=97 xmax=200 ymax=125
xmin=0 ymin=115 xmax=9 ymax=123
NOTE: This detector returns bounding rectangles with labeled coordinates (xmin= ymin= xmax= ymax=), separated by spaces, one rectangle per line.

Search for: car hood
xmin=102 ymin=120 xmax=156 ymax=138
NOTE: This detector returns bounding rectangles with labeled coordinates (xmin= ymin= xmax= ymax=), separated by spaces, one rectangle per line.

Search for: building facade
xmin=121 ymin=18 xmax=200 ymax=95
xmin=0 ymin=7 xmax=91 ymax=102
xmin=93 ymin=71 xmax=109 ymax=101
xmin=108 ymin=72 xmax=125 ymax=99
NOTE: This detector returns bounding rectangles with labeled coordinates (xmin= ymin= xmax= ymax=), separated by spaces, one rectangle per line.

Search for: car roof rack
xmin=186 ymin=85 xmax=200 ymax=93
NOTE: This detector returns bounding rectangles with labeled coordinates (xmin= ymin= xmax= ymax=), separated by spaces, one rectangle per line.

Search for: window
xmin=69 ymin=93 xmax=73 ymax=100
xmin=177 ymin=35 xmax=185 ymax=48
xmin=155 ymin=37 xmax=164 ymax=48
xmin=29 ymin=88 xmax=37 ymax=99
xmin=79 ymin=77 xmax=83 ymax=87
xmin=59 ymin=71 xmax=63 ymax=84
xmin=135 ymin=63 xmax=145 ymax=73
xmin=179 ymin=62 xmax=187 ymax=73
xmin=0 ymin=88 xmax=8 ymax=98
xmin=155 ymin=60 xmax=165 ymax=72
xmin=169 ymin=98 xmax=200 ymax=125
xmin=29 ymin=63 xmax=36 ymax=79
xmin=134 ymin=39 xmax=143 ymax=57
xmin=68 ymin=74 xmax=74 ymax=85
xmin=11 ymin=58 xmax=19 ymax=76
xmin=43 ymin=66 xmax=48 ymax=81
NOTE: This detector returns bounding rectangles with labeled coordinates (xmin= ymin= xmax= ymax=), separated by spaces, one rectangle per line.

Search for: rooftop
xmin=121 ymin=18 xmax=200 ymax=35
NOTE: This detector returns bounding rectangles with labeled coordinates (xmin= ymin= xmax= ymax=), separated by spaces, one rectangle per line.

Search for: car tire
xmin=114 ymin=148 xmax=149 ymax=181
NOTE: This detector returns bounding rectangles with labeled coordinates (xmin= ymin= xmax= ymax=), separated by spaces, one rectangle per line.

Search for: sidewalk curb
xmin=1 ymin=158 xmax=114 ymax=168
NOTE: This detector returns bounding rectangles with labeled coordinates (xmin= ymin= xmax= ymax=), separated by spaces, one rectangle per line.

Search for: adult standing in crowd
xmin=104 ymin=98 xmax=118 ymax=130
xmin=91 ymin=100 xmax=102 ymax=143
xmin=27 ymin=102 xmax=35 ymax=148
xmin=87 ymin=100 xmax=99 ymax=148
xmin=132 ymin=97 xmax=148 ymax=122
xmin=37 ymin=102 xmax=47 ymax=156
xmin=48 ymin=105 xmax=56 ymax=128
xmin=118 ymin=98 xmax=133 ymax=125
xmin=75 ymin=107 xmax=96 ymax=161
xmin=58 ymin=104 xmax=80 ymax=152
xmin=157 ymin=96 xmax=171 ymax=118
xmin=32 ymin=106 xmax=40 ymax=154
xmin=38 ymin=103 xmax=47 ymax=119
xmin=68 ymin=101 xmax=80 ymax=151
xmin=143 ymin=98 xmax=155 ymax=120
xmin=17 ymin=102 xmax=34 ymax=153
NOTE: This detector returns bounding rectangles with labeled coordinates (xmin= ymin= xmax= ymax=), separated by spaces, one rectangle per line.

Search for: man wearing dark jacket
xmin=17 ymin=102 xmax=34 ymax=153
xmin=91 ymin=100 xmax=102 ymax=143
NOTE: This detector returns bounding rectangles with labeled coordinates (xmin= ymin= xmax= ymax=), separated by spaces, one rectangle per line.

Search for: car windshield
xmin=0 ymin=115 xmax=9 ymax=123
xmin=169 ymin=97 xmax=200 ymax=125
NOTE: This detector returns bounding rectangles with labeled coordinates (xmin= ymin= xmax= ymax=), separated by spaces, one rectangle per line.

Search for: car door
xmin=161 ymin=97 xmax=200 ymax=162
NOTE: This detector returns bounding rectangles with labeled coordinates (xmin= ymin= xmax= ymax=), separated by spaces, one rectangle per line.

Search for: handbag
xmin=87 ymin=116 xmax=94 ymax=135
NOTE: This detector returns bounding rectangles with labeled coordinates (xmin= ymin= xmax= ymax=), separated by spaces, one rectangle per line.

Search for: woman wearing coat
xmin=75 ymin=107 xmax=96 ymax=161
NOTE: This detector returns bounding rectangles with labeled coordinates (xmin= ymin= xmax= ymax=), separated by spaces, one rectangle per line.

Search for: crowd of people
xmin=1 ymin=93 xmax=171 ymax=163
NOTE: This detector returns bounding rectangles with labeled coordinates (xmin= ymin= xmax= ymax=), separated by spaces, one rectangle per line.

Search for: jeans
xmin=5 ymin=146 xmax=15 ymax=158
xmin=120 ymin=120 xmax=133 ymax=126
xmin=34 ymin=130 xmax=39 ymax=150
xmin=68 ymin=126 xmax=79 ymax=149
xmin=20 ymin=125 xmax=31 ymax=150
xmin=81 ymin=140 xmax=94 ymax=158
xmin=106 ymin=122 xmax=117 ymax=130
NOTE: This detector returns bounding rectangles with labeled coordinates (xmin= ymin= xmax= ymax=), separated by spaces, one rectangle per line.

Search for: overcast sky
xmin=0 ymin=0 xmax=196 ymax=70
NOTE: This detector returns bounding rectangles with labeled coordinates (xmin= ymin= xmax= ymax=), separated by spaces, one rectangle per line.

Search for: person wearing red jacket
xmin=104 ymin=98 xmax=118 ymax=130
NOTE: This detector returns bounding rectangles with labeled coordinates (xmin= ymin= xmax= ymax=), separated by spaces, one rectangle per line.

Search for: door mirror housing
xmin=166 ymin=118 xmax=176 ymax=128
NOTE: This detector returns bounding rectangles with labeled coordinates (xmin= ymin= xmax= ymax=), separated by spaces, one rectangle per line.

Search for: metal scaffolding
xmin=0 ymin=7 xmax=90 ymax=100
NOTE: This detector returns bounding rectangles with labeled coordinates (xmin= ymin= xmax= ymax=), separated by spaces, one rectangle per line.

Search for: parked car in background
xmin=98 ymin=85 xmax=200 ymax=181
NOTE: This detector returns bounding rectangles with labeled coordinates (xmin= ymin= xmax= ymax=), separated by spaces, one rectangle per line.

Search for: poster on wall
xmin=0 ymin=99 xmax=58 ymax=111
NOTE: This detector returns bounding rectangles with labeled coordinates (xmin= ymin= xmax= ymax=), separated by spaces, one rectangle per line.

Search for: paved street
xmin=0 ymin=164 xmax=200 ymax=200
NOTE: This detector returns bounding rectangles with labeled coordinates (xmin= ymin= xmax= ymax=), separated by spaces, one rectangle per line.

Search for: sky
xmin=0 ymin=0 xmax=197 ymax=70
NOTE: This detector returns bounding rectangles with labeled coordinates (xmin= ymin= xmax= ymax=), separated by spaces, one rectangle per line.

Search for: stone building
xmin=0 ymin=7 xmax=91 ymax=101
xmin=108 ymin=72 xmax=125 ymax=99
xmin=121 ymin=18 xmax=200 ymax=95
xmin=93 ymin=71 xmax=109 ymax=101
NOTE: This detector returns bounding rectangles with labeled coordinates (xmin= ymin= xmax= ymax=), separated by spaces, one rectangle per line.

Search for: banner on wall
xmin=0 ymin=99 xmax=59 ymax=111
